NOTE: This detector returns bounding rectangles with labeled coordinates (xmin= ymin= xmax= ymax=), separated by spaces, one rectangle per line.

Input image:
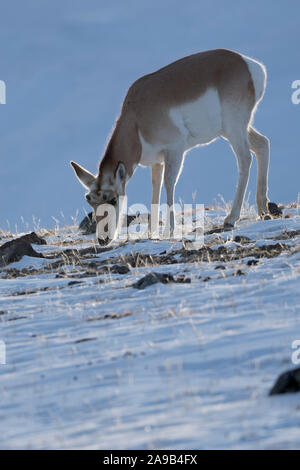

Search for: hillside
xmin=1 ymin=206 xmax=300 ymax=449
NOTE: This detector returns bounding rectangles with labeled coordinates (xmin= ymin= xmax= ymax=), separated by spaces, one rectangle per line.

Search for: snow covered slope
xmin=0 ymin=207 xmax=300 ymax=449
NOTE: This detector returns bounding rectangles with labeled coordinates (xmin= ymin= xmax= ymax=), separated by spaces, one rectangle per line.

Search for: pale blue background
xmin=0 ymin=0 xmax=299 ymax=229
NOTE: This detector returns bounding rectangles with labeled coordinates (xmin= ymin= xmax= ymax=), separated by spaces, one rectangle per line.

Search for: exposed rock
xmin=269 ymin=367 xmax=300 ymax=395
xmin=215 ymin=264 xmax=226 ymax=270
xmin=87 ymin=311 xmax=132 ymax=321
xmin=79 ymin=212 xmax=96 ymax=234
xmin=74 ymin=337 xmax=97 ymax=344
xmin=268 ymin=201 xmax=283 ymax=217
xmin=68 ymin=280 xmax=83 ymax=286
xmin=234 ymin=235 xmax=251 ymax=244
xmin=132 ymin=272 xmax=190 ymax=289
xmin=17 ymin=232 xmax=47 ymax=245
xmin=235 ymin=269 xmax=245 ymax=276
xmin=110 ymin=264 xmax=130 ymax=275
xmin=247 ymin=259 xmax=259 ymax=266
xmin=0 ymin=235 xmax=44 ymax=267
xmin=132 ymin=272 xmax=175 ymax=289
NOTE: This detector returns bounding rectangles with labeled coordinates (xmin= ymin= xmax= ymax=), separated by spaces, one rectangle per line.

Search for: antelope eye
xmin=110 ymin=197 xmax=117 ymax=206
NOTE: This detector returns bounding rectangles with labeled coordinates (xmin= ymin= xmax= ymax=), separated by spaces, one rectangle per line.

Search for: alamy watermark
xmin=96 ymin=197 xmax=204 ymax=245
xmin=0 ymin=80 xmax=6 ymax=104
xmin=291 ymin=80 xmax=300 ymax=104
xmin=291 ymin=340 xmax=300 ymax=365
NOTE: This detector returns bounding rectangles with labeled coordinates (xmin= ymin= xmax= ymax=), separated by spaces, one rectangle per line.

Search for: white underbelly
xmin=138 ymin=88 xmax=222 ymax=166
xmin=169 ymin=88 xmax=222 ymax=149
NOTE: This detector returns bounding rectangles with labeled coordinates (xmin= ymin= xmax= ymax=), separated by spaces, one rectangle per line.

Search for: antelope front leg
xmin=224 ymin=137 xmax=252 ymax=228
xmin=163 ymin=149 xmax=184 ymax=237
xmin=150 ymin=163 xmax=164 ymax=238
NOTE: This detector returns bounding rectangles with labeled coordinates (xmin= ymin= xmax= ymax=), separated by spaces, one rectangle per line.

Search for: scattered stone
xmin=0 ymin=236 xmax=44 ymax=267
xmin=87 ymin=311 xmax=132 ymax=321
xmin=17 ymin=232 xmax=47 ymax=245
xmin=203 ymin=276 xmax=211 ymax=282
xmin=68 ymin=280 xmax=83 ymax=286
xmin=247 ymin=259 xmax=259 ymax=266
xmin=268 ymin=202 xmax=283 ymax=217
xmin=131 ymin=272 xmax=189 ymax=289
xmin=74 ymin=337 xmax=97 ymax=344
xmin=110 ymin=264 xmax=130 ymax=275
xmin=235 ymin=269 xmax=245 ymax=276
xmin=269 ymin=367 xmax=300 ymax=395
xmin=234 ymin=235 xmax=251 ymax=244
xmin=273 ymin=229 xmax=300 ymax=240
xmin=7 ymin=316 xmax=27 ymax=321
xmin=132 ymin=272 xmax=175 ymax=289
xmin=205 ymin=225 xmax=233 ymax=235
xmin=79 ymin=212 xmax=96 ymax=235
xmin=215 ymin=264 xmax=226 ymax=270
xmin=11 ymin=286 xmax=50 ymax=296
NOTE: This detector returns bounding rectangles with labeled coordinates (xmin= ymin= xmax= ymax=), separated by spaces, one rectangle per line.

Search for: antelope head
xmin=70 ymin=160 xmax=126 ymax=244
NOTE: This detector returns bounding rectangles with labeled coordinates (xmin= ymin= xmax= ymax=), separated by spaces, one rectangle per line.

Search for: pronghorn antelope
xmin=71 ymin=48 xmax=271 ymax=243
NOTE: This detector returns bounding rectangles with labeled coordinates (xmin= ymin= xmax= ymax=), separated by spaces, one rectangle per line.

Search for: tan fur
xmin=98 ymin=49 xmax=255 ymax=179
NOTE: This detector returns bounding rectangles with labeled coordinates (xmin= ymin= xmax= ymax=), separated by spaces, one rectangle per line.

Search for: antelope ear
xmin=70 ymin=161 xmax=96 ymax=189
xmin=115 ymin=162 xmax=126 ymax=187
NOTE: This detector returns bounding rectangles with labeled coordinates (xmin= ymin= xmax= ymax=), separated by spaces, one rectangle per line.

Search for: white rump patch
xmin=242 ymin=54 xmax=267 ymax=103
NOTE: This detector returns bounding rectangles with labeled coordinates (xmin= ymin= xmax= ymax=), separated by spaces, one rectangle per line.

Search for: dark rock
xmin=235 ymin=269 xmax=245 ymax=276
xmin=234 ymin=235 xmax=251 ymax=244
xmin=0 ymin=236 xmax=44 ymax=267
xmin=87 ymin=311 xmax=132 ymax=321
xmin=269 ymin=367 xmax=300 ymax=395
xmin=268 ymin=202 xmax=283 ymax=217
xmin=205 ymin=225 xmax=233 ymax=235
xmin=247 ymin=259 xmax=259 ymax=266
xmin=7 ymin=316 xmax=27 ymax=322
xmin=132 ymin=272 xmax=177 ymax=289
xmin=215 ymin=264 xmax=226 ymax=270
xmin=17 ymin=232 xmax=47 ymax=245
xmin=110 ymin=264 xmax=130 ymax=275
xmin=79 ymin=212 xmax=96 ymax=235
xmin=74 ymin=337 xmax=97 ymax=344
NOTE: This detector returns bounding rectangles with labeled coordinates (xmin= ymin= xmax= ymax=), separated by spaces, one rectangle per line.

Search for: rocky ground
xmin=0 ymin=204 xmax=300 ymax=449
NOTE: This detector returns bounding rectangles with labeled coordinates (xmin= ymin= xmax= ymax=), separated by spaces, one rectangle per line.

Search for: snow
xmin=0 ymin=209 xmax=300 ymax=449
